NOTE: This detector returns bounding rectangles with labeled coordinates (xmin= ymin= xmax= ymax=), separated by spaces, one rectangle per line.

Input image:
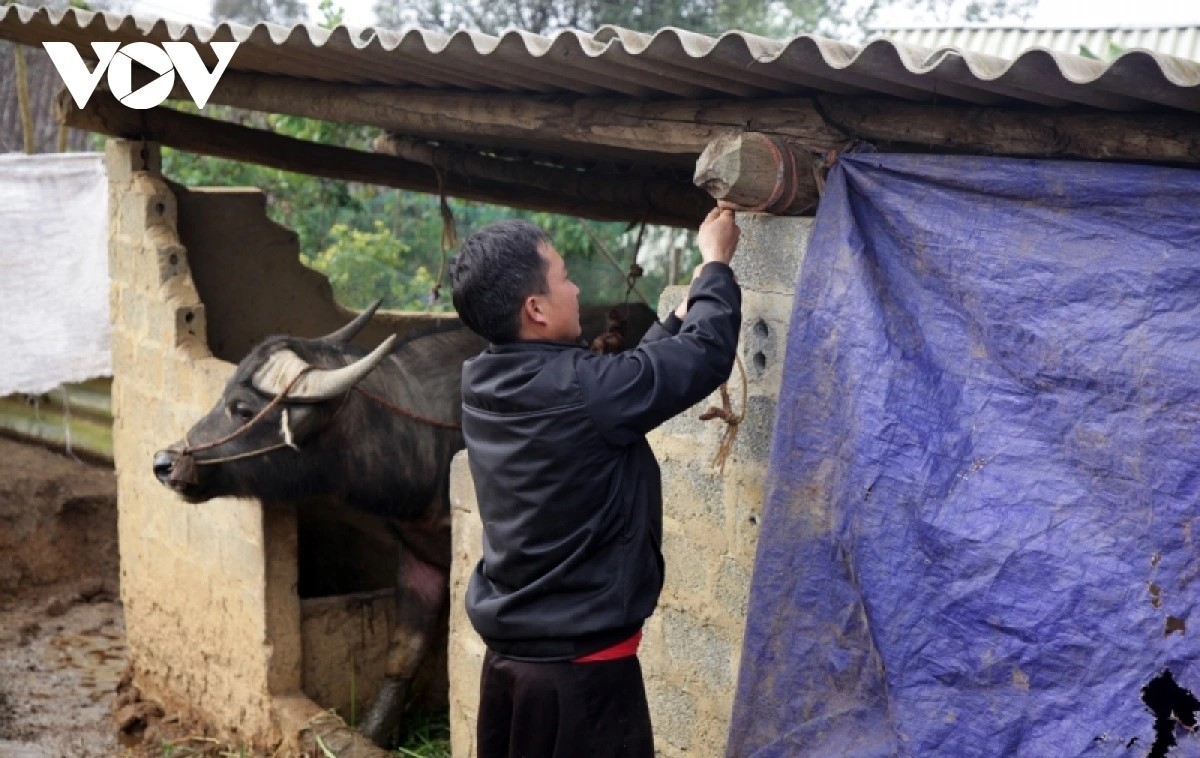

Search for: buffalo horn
xmin=318 ymin=299 xmax=383 ymax=344
xmin=252 ymin=335 xmax=397 ymax=401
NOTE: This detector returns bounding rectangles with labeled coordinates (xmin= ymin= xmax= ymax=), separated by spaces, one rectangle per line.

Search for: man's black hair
xmin=450 ymin=220 xmax=551 ymax=343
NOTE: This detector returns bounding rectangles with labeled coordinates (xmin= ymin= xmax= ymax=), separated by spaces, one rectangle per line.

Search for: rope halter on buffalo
xmin=172 ymin=341 xmax=460 ymax=485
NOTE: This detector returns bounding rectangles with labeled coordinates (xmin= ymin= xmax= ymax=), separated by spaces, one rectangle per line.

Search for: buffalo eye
xmin=230 ymin=400 xmax=257 ymax=423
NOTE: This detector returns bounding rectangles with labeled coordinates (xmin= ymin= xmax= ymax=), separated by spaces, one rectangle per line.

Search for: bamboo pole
xmin=0 ymin=384 xmax=114 ymax=463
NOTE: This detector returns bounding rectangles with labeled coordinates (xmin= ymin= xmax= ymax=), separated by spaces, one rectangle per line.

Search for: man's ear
xmin=522 ymin=295 xmax=548 ymax=327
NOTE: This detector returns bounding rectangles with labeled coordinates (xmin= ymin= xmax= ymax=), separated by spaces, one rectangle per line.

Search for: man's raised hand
xmin=697 ymin=205 xmax=739 ymax=267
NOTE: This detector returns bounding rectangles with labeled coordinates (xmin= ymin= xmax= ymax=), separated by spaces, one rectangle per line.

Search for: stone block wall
xmin=108 ymin=139 xmax=294 ymax=748
xmin=106 ymin=139 xmax=451 ymax=750
xmin=447 ymin=214 xmax=812 ymax=756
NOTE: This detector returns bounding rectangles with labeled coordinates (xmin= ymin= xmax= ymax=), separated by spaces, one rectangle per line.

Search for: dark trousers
xmin=476 ymin=649 xmax=655 ymax=758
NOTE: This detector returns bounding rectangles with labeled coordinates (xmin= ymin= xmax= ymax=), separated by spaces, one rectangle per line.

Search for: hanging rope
xmin=583 ymin=224 xmax=653 ymax=308
xmin=621 ymin=217 xmax=648 ymax=316
xmin=812 ymin=147 xmax=842 ymax=198
xmin=698 ymin=352 xmax=748 ymax=475
xmin=429 ymin=163 xmax=457 ymax=307
xmin=587 ymin=219 xmax=650 ymax=355
xmin=585 ymin=214 xmax=747 ymax=472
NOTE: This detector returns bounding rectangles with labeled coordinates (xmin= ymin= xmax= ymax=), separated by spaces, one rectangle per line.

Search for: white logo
xmin=43 ymin=41 xmax=239 ymax=110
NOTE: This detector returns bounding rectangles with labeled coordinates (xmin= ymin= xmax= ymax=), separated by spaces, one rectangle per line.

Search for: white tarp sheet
xmin=0 ymin=152 xmax=109 ymax=396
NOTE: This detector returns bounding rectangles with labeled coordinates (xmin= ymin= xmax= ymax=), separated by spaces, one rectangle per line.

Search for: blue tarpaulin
xmin=728 ymin=154 xmax=1200 ymax=757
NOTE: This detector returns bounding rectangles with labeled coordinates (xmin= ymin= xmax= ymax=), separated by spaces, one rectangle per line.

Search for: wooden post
xmin=13 ymin=43 xmax=34 ymax=153
xmin=693 ymin=132 xmax=821 ymax=215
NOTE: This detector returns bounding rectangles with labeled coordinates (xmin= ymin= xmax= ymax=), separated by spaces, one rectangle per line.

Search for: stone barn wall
xmin=107 ymin=133 xmax=811 ymax=755
xmin=106 ymin=139 xmax=452 ymax=750
xmin=448 ymin=214 xmax=811 ymax=757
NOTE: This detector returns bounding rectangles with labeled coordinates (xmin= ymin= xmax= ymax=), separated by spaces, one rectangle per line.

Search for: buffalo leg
xmin=358 ymin=531 xmax=450 ymax=747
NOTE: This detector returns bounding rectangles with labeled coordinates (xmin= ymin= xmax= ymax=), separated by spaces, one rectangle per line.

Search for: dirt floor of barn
xmin=0 ymin=435 xmax=131 ymax=757
xmin=0 ymin=435 xmax=310 ymax=758
xmin=0 ymin=435 xmax=452 ymax=758
xmin=0 ymin=436 xmax=265 ymax=758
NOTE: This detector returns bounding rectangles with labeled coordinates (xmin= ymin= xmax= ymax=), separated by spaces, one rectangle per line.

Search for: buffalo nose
xmin=153 ymin=449 xmax=177 ymax=484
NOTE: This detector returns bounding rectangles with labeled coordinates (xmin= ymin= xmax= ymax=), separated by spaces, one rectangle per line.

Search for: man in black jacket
xmin=449 ymin=205 xmax=741 ymax=758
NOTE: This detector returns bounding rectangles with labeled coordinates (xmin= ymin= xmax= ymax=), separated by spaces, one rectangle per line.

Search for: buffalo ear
xmin=281 ymin=404 xmax=326 ymax=447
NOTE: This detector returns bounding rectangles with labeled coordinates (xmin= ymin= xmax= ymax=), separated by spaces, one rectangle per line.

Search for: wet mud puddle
xmin=0 ymin=587 xmax=127 ymax=758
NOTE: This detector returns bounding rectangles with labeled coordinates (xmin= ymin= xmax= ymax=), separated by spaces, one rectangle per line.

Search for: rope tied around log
xmin=742 ymin=134 xmax=801 ymax=215
xmin=812 ymin=147 xmax=842 ymax=198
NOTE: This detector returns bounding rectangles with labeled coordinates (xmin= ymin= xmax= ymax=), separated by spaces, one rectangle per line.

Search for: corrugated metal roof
xmin=872 ymin=25 xmax=1200 ymax=63
xmin=2 ymin=3 xmax=1199 ymax=113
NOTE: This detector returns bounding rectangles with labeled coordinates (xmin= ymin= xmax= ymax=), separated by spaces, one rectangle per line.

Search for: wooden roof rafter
xmin=58 ymin=89 xmax=714 ymax=227
xmin=56 ymin=74 xmax=1200 ymax=229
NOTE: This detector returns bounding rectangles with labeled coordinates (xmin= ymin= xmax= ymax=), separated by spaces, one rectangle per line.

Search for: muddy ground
xmin=0 ymin=436 xmax=442 ymax=758
xmin=0 ymin=435 xmax=395 ymax=758
xmin=0 ymin=435 xmax=130 ymax=758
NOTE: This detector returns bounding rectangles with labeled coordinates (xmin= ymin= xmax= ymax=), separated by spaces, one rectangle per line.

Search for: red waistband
xmin=572 ymin=630 xmax=643 ymax=663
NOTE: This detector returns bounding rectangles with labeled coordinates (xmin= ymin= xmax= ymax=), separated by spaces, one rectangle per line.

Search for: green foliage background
xmin=160 ymin=101 xmax=691 ymax=313
xmin=162 ymin=126 xmax=681 ymax=313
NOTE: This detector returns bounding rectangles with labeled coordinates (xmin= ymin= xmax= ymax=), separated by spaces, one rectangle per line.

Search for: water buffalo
xmin=152 ymin=302 xmax=485 ymax=746
xmin=152 ymin=300 xmax=655 ymax=747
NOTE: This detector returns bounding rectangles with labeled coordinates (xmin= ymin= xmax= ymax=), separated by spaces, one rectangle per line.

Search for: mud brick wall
xmin=107 ymin=139 xmax=295 ymax=748
xmin=448 ymin=214 xmax=812 ymax=757
xmin=106 ymin=139 xmax=449 ymax=750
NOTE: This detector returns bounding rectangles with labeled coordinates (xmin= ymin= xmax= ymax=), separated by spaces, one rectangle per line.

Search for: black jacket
xmin=461 ymin=262 xmax=742 ymax=660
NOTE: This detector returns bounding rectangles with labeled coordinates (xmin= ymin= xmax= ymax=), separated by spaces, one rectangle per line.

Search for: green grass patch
xmin=395 ymin=710 xmax=451 ymax=758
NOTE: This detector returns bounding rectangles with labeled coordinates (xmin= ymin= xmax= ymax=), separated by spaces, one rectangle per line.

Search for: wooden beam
xmin=696 ymin=103 xmax=1200 ymax=212
xmin=370 ymin=132 xmax=710 ymax=222
xmin=189 ymin=72 xmax=1200 ymax=166
xmin=818 ymin=96 xmax=1200 ymax=164
xmin=57 ymin=91 xmax=710 ymax=228
xmin=183 ymin=70 xmax=845 ymax=160
xmin=694 ymin=132 xmax=821 ymax=215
